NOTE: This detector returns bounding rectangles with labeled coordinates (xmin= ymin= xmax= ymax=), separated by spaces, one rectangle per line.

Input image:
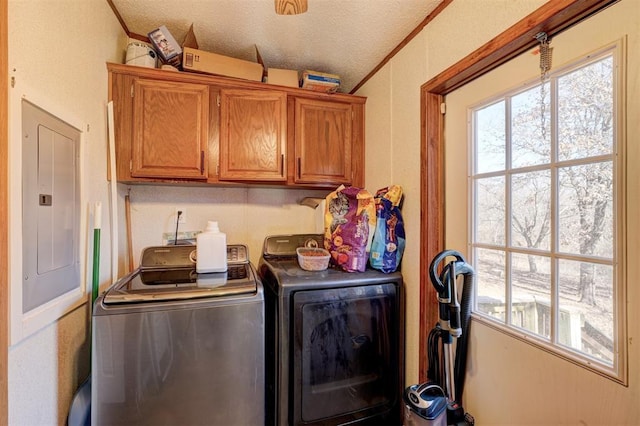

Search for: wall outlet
xmin=175 ymin=207 xmax=187 ymax=224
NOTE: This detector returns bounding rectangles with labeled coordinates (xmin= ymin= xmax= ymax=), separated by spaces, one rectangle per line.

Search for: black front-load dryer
xmin=259 ymin=234 xmax=405 ymax=426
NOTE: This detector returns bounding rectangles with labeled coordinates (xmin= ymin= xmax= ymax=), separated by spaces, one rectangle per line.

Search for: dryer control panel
xmin=140 ymin=244 xmax=248 ymax=269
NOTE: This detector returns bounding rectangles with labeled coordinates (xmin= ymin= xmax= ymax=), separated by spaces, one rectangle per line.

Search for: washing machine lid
xmin=103 ymin=264 xmax=257 ymax=304
xmin=103 ymin=263 xmax=257 ymax=305
xmin=103 ymin=244 xmax=257 ymax=304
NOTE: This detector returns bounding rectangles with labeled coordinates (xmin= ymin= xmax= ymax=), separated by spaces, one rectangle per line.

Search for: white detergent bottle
xmin=196 ymin=221 xmax=227 ymax=273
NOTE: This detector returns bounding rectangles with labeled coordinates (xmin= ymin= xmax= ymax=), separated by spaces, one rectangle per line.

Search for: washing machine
xmin=91 ymin=244 xmax=264 ymax=426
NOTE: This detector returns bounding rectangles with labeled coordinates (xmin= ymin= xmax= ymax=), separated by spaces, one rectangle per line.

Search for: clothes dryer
xmin=259 ymin=234 xmax=405 ymax=426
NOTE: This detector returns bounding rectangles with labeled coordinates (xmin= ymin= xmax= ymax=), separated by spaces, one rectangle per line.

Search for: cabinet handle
xmin=297 ymin=158 xmax=301 ymax=179
xmin=200 ymin=151 xmax=205 ymax=175
xmin=281 ymin=154 xmax=284 ymax=176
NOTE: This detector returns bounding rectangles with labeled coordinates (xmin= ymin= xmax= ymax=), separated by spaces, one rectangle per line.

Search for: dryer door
xmin=292 ymin=283 xmax=400 ymax=424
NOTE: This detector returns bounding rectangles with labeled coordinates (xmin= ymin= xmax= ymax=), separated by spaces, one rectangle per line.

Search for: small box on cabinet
xmin=266 ymin=68 xmax=299 ymax=88
xmin=301 ymin=70 xmax=341 ymax=93
xmin=148 ymin=25 xmax=183 ymax=67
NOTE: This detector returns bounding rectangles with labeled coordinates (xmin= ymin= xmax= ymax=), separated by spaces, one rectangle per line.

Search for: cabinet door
xmin=294 ymin=98 xmax=352 ymax=185
xmin=131 ymin=79 xmax=209 ymax=179
xmin=219 ymin=89 xmax=287 ymax=181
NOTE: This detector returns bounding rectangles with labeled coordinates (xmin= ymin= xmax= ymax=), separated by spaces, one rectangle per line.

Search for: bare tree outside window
xmin=471 ymin=51 xmax=617 ymax=367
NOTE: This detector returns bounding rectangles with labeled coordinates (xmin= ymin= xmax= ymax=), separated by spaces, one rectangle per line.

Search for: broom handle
xmin=92 ymin=202 xmax=101 ymax=305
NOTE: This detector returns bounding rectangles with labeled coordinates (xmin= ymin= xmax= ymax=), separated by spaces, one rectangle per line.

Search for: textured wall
xmin=445 ymin=2 xmax=640 ymax=423
xmin=7 ymin=0 xmax=127 ymax=423
xmin=359 ymin=0 xmax=640 ymax=424
xmin=125 ymin=185 xmax=329 ymax=268
xmin=357 ymin=0 xmax=546 ymax=389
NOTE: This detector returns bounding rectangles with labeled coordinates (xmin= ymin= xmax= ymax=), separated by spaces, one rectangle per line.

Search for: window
xmin=470 ymin=46 xmax=624 ymax=378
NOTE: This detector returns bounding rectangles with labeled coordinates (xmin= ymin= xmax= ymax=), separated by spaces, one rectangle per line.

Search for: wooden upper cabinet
xmin=219 ymin=89 xmax=287 ymax=181
xmin=108 ymin=63 xmax=365 ymax=188
xmin=131 ymin=79 xmax=209 ymax=179
xmin=294 ymin=97 xmax=352 ymax=185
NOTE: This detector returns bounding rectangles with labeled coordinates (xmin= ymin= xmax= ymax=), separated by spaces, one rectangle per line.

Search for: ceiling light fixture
xmin=275 ymin=0 xmax=308 ymax=15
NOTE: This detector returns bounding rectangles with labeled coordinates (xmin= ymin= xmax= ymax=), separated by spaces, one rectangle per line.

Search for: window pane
xmin=558 ymin=56 xmax=614 ymax=161
xmin=475 ymin=248 xmax=506 ymax=319
xmin=511 ymin=171 xmax=551 ymax=251
xmin=475 ymin=101 xmax=505 ymax=173
xmin=510 ymin=253 xmax=551 ymax=338
xmin=558 ymin=259 xmax=614 ymax=365
xmin=511 ymin=83 xmax=550 ymax=168
xmin=469 ymin=47 xmax=620 ymax=377
xmin=558 ymin=162 xmax=613 ymax=258
xmin=475 ymin=177 xmax=505 ymax=245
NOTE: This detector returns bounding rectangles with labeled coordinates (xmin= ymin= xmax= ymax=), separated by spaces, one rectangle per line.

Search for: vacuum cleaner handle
xmin=430 ymin=250 xmax=474 ymax=337
xmin=440 ymin=257 xmax=475 ymax=330
xmin=445 ymin=261 xmax=462 ymax=337
xmin=429 ymin=249 xmax=466 ymax=296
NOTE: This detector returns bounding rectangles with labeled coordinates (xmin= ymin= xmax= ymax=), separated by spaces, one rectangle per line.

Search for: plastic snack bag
xmin=369 ymin=185 xmax=405 ymax=273
xmin=324 ymin=185 xmax=376 ymax=272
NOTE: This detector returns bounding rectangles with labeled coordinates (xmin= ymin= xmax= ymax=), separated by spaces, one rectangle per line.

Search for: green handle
xmin=91 ymin=228 xmax=101 ymax=305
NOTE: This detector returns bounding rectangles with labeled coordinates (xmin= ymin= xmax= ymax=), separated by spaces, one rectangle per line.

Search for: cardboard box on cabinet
xmin=300 ymin=70 xmax=341 ymax=93
xmin=148 ymin=25 xmax=183 ymax=67
xmin=266 ymin=68 xmax=299 ymax=87
xmin=182 ymin=28 xmax=263 ymax=82
xmin=147 ymin=23 xmax=199 ymax=69
xmin=183 ymin=47 xmax=264 ymax=81
xmin=147 ymin=24 xmax=264 ymax=82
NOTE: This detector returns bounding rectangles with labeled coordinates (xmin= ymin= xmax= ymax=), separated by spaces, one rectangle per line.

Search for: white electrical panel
xmin=22 ymin=100 xmax=80 ymax=313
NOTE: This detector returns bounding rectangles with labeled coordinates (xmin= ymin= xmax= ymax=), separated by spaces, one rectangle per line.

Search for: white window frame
xmin=468 ymin=41 xmax=627 ymax=383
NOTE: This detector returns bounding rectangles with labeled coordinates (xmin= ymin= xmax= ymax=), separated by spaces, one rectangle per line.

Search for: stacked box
xmin=267 ymin=68 xmax=299 ymax=87
xmin=301 ymin=70 xmax=341 ymax=93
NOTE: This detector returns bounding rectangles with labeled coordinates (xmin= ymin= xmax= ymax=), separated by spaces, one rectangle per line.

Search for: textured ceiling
xmin=111 ymin=0 xmax=445 ymax=93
